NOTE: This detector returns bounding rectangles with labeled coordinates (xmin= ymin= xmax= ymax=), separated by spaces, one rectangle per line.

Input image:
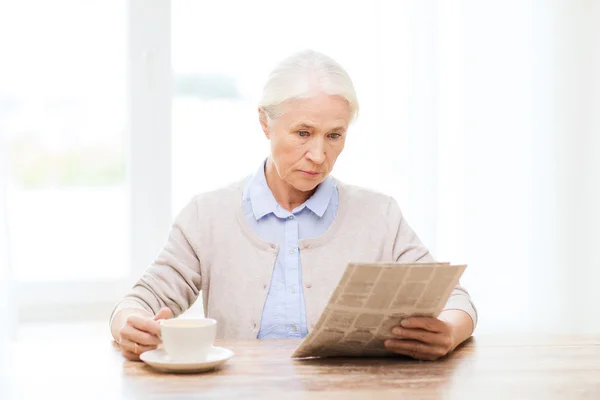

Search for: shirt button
xmin=291 ymin=325 xmax=297 ymax=332
xmin=289 ymin=247 xmax=296 ymax=254
xmin=290 ymin=287 xmax=295 ymax=294
xmin=288 ymin=215 xmax=294 ymax=220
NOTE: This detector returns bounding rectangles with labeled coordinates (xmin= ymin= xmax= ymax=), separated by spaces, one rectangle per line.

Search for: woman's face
xmin=260 ymin=93 xmax=351 ymax=192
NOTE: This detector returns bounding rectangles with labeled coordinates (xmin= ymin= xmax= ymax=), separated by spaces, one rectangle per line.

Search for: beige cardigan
xmin=110 ymin=178 xmax=477 ymax=339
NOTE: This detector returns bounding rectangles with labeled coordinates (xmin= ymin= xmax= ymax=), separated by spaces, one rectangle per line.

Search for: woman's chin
xmin=291 ymin=179 xmax=321 ymax=193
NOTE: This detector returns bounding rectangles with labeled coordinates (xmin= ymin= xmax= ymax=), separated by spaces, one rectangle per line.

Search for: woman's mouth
xmin=299 ymin=170 xmax=321 ymax=178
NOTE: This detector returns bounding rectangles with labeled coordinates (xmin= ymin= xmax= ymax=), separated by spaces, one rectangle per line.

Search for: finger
xmin=154 ymin=307 xmax=173 ymax=321
xmin=391 ymin=326 xmax=453 ymax=348
xmin=120 ymin=325 xmax=162 ymax=346
xmin=401 ymin=317 xmax=447 ymax=333
xmin=128 ymin=314 xmax=162 ymax=336
xmin=120 ymin=337 xmax=157 ymax=354
xmin=393 ymin=349 xmax=440 ymax=361
xmin=121 ymin=349 xmax=141 ymax=361
xmin=119 ymin=337 xmax=157 ymax=355
xmin=384 ymin=339 xmax=448 ymax=359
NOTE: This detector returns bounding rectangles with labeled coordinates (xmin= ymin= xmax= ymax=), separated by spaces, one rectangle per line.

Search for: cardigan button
xmin=306 ymin=283 xmax=312 ymax=289
xmin=253 ymin=323 xmax=257 ymax=330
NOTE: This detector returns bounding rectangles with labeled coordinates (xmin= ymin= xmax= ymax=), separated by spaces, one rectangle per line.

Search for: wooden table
xmin=1 ymin=332 xmax=600 ymax=399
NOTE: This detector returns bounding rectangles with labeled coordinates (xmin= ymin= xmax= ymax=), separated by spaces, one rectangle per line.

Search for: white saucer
xmin=139 ymin=346 xmax=234 ymax=373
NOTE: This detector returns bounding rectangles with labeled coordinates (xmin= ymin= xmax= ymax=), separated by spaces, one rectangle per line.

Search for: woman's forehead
xmin=283 ymin=93 xmax=350 ymax=110
xmin=279 ymin=95 xmax=351 ymax=123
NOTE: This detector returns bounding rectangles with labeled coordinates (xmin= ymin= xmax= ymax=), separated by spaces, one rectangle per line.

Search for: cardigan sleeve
xmin=386 ymin=197 xmax=478 ymax=329
xmin=109 ymin=197 xmax=203 ymax=326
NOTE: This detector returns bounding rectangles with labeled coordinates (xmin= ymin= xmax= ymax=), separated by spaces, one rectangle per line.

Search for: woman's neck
xmin=264 ymin=158 xmax=315 ymax=212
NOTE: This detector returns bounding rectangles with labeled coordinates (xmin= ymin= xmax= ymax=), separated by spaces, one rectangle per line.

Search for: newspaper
xmin=291 ymin=262 xmax=466 ymax=358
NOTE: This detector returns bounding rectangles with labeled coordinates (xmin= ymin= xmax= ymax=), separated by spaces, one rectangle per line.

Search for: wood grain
xmin=2 ymin=334 xmax=600 ymax=399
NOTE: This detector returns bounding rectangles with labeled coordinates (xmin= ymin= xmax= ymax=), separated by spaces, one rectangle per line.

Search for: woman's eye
xmin=329 ymin=133 xmax=341 ymax=139
xmin=298 ymin=131 xmax=310 ymax=137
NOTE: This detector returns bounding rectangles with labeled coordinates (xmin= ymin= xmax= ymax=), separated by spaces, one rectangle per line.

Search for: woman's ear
xmin=258 ymin=108 xmax=270 ymax=139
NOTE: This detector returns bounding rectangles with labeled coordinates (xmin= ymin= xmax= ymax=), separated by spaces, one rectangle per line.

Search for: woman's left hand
xmin=384 ymin=317 xmax=457 ymax=361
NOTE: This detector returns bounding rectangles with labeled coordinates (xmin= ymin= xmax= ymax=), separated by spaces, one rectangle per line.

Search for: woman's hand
xmin=116 ymin=307 xmax=173 ymax=361
xmin=383 ymin=317 xmax=457 ymax=361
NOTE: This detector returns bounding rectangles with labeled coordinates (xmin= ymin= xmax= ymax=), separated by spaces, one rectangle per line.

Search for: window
xmin=1 ymin=0 xmax=173 ymax=324
xmin=2 ymin=1 xmax=127 ymax=283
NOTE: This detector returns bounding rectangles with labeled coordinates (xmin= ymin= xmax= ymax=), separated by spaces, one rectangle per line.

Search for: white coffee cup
xmin=159 ymin=318 xmax=217 ymax=361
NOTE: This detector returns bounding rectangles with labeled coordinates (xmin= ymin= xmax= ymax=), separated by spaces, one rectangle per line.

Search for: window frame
xmin=14 ymin=0 xmax=172 ymax=324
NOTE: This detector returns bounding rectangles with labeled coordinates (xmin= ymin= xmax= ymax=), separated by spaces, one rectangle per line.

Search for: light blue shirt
xmin=242 ymin=160 xmax=338 ymax=339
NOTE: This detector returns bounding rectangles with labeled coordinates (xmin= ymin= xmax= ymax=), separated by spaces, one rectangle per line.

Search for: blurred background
xmin=0 ymin=0 xmax=599 ymax=341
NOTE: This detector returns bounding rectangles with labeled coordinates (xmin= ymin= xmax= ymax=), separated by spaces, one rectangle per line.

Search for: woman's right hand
xmin=116 ymin=307 xmax=173 ymax=361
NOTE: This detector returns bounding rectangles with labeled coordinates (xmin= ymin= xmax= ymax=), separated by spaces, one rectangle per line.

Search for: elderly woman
xmin=111 ymin=50 xmax=477 ymax=362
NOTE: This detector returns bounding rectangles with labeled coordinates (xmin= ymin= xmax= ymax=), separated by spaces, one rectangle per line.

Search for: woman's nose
xmin=306 ymin=140 xmax=325 ymax=164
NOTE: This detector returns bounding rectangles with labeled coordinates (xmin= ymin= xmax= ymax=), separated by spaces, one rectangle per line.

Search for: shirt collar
xmin=243 ymin=159 xmax=335 ymax=220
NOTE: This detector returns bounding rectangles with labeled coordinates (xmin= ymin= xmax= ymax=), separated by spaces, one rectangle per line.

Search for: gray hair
xmin=258 ymin=49 xmax=359 ymax=124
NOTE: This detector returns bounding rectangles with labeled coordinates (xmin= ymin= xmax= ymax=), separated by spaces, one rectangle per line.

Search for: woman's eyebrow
xmin=293 ymin=123 xmax=315 ymax=129
xmin=292 ymin=122 xmax=346 ymax=132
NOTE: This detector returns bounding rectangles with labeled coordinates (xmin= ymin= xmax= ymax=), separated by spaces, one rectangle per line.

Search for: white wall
xmin=1 ymin=129 xmax=15 ymax=340
xmin=554 ymin=0 xmax=600 ymax=332
xmin=439 ymin=0 xmax=600 ymax=333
